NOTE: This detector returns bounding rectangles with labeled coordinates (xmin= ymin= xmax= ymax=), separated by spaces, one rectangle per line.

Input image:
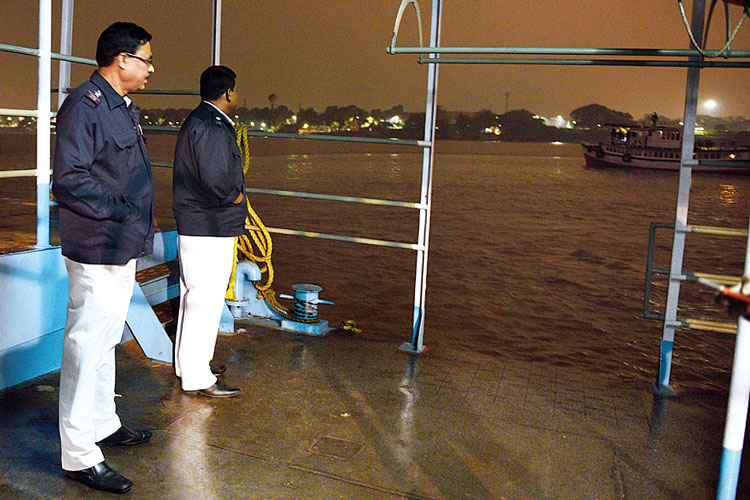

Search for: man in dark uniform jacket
xmin=172 ymin=65 xmax=246 ymax=398
xmin=52 ymin=22 xmax=155 ymax=494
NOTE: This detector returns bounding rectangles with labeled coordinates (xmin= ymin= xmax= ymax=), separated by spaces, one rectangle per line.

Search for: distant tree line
xmin=4 ymin=102 xmax=749 ymax=140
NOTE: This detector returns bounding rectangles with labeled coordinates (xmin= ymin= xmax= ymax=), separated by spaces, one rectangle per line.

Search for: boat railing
xmin=145 ymin=125 xmax=430 ymax=251
xmin=389 ymin=2 xmax=750 ymax=496
xmin=644 ymin=221 xmax=748 ymax=335
xmin=0 ymin=53 xmax=431 ymax=252
xmin=0 ymin=2 xmax=436 ymax=359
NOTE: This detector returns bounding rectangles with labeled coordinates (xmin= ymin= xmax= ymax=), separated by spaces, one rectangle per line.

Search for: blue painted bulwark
xmin=0 ymin=247 xmax=68 ymax=391
xmin=0 ymin=231 xmax=181 ymax=391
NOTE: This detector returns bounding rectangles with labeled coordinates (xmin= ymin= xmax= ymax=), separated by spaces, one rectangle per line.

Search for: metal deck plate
xmin=310 ymin=435 xmax=363 ymax=460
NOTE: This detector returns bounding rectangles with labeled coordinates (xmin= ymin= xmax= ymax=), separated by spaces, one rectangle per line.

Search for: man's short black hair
xmin=200 ymin=66 xmax=237 ymax=101
xmin=96 ymin=22 xmax=152 ymax=67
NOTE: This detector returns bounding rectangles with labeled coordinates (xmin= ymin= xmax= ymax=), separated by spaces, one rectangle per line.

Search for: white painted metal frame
xmin=399 ymin=0 xmax=440 ymax=354
xmin=654 ymin=1 xmax=706 ymax=398
xmin=35 ymin=0 xmax=52 ymax=248
xmin=212 ymin=0 xmax=222 ymax=65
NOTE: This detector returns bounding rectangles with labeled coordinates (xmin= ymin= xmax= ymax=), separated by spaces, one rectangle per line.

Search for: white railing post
xmin=35 ymin=0 xmax=52 ymax=248
xmin=400 ymin=0 xmax=441 ymax=354
xmin=716 ymin=216 xmax=750 ymax=500
xmin=654 ymin=0 xmax=705 ymax=396
xmin=211 ymin=0 xmax=222 ymax=65
xmin=58 ymin=0 xmax=74 ymax=109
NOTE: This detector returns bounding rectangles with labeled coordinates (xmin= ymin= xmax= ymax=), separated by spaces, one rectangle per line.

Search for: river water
xmin=2 ymin=132 xmax=749 ymax=407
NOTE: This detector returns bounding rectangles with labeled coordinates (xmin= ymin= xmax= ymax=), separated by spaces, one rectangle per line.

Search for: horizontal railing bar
xmin=645 ymin=312 xmax=738 ymax=334
xmin=0 ymin=170 xmax=37 ymax=179
xmin=678 ymin=318 xmax=738 ymax=335
xmin=696 ymin=160 xmax=750 ymax=167
xmin=142 ymin=126 xmax=181 ymax=132
xmin=142 ymin=125 xmax=429 ymax=147
xmin=685 ymin=271 xmax=741 ymax=285
xmin=656 ymin=271 xmax=742 ymax=284
xmin=53 ymin=89 xmax=201 ymax=96
xmin=689 ymin=225 xmax=749 ymax=237
xmin=132 ymin=89 xmax=200 ymax=96
xmin=148 ymin=165 xmax=425 ymax=209
xmin=0 ymin=108 xmax=56 ymax=117
xmin=247 ymin=224 xmax=422 ymax=250
xmin=245 ymin=187 xmax=426 ymax=209
xmin=245 ymin=130 xmax=429 ymax=147
xmin=389 ymin=46 xmax=750 ymax=58
xmin=0 ymin=43 xmax=96 ymax=65
xmin=417 ymin=57 xmax=750 ymax=68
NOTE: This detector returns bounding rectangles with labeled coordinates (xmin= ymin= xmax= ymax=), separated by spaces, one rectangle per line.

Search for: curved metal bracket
xmin=388 ymin=0 xmax=423 ymax=53
xmin=678 ymin=0 xmax=748 ymax=57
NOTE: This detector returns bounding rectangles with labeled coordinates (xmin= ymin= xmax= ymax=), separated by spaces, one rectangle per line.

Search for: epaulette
xmin=83 ymin=89 xmax=103 ymax=108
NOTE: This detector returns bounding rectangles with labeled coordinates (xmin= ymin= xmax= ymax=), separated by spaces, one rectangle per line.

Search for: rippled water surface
xmin=3 ymin=132 xmax=750 ymax=406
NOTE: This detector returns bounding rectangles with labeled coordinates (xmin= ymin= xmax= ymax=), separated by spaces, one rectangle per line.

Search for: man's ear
xmin=117 ymin=53 xmax=129 ymax=70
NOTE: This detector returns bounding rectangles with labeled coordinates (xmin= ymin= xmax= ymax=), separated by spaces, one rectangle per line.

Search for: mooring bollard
xmin=280 ymin=284 xmax=335 ymax=321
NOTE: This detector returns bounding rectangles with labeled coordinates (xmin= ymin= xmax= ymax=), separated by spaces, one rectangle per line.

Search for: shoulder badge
xmin=84 ymin=89 xmax=102 ymax=107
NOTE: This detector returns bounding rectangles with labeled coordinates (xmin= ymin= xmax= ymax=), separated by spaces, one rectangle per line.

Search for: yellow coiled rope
xmin=226 ymin=126 xmax=359 ymax=331
xmin=225 ymin=126 xmax=306 ymax=321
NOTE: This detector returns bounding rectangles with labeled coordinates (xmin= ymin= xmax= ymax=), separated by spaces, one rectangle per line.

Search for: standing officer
xmin=172 ymin=65 xmax=246 ymax=398
xmin=52 ymin=22 xmax=155 ymax=494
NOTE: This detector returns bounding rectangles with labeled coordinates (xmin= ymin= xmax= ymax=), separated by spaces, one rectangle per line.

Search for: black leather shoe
xmin=210 ymin=363 xmax=226 ymax=375
xmin=187 ymin=379 xmax=241 ymax=398
xmin=96 ymin=425 xmax=152 ymax=448
xmin=65 ymin=461 xmax=132 ymax=494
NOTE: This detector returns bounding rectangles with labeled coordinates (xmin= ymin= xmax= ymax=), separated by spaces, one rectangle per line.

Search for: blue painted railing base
xmin=399 ymin=341 xmax=426 ymax=355
xmin=716 ymin=448 xmax=742 ymax=500
xmin=652 ymin=382 xmax=676 ymax=397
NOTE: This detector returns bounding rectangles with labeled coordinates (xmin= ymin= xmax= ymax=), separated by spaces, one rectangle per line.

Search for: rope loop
xmin=678 ymin=0 xmax=748 ymax=58
xmin=389 ymin=0 xmax=424 ymax=52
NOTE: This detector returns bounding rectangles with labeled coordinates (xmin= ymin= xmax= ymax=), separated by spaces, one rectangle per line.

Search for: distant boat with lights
xmin=581 ymin=123 xmax=750 ymax=174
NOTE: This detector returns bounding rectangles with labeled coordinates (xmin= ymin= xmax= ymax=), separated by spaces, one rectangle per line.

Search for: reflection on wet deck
xmin=0 ymin=324 xmax=747 ymax=499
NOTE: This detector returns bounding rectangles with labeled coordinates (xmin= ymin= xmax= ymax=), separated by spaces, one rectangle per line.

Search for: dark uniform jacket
xmin=52 ymin=71 xmax=155 ymax=265
xmin=172 ymin=101 xmax=246 ymax=237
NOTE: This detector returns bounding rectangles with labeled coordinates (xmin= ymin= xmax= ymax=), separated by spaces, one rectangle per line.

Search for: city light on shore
xmin=702 ymin=99 xmax=718 ymax=112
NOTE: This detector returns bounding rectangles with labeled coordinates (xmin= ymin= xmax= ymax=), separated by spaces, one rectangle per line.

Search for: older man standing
xmin=52 ymin=22 xmax=155 ymax=494
xmin=172 ymin=65 xmax=246 ymax=398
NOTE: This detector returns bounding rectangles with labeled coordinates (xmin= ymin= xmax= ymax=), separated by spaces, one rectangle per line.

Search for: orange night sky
xmin=2 ymin=1 xmax=750 ymax=121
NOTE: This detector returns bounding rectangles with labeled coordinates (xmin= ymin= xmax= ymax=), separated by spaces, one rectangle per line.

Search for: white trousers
xmin=174 ymin=235 xmax=235 ymax=391
xmin=59 ymin=257 xmax=136 ymax=471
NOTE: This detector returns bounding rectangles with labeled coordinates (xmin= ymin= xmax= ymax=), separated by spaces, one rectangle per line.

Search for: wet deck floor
xmin=0 ymin=322 xmax=747 ymax=500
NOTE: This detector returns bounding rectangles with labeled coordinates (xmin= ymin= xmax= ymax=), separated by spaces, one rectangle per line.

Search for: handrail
xmin=245 ymin=187 xmax=427 ymax=209
xmin=643 ymin=221 xmax=745 ymax=331
xmin=143 ymin=125 xmax=430 ymax=147
xmin=246 ymin=224 xmax=422 ymax=251
xmin=0 ymin=170 xmax=38 ymax=179
xmin=0 ymin=42 xmax=96 ymax=66
xmin=146 ymin=126 xmax=428 ymax=250
xmin=0 ymin=108 xmax=57 ymax=117
xmin=416 ymin=57 xmax=750 ymax=68
xmin=687 ymin=224 xmax=749 ymax=237
xmin=389 ymin=46 xmax=750 ymax=57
